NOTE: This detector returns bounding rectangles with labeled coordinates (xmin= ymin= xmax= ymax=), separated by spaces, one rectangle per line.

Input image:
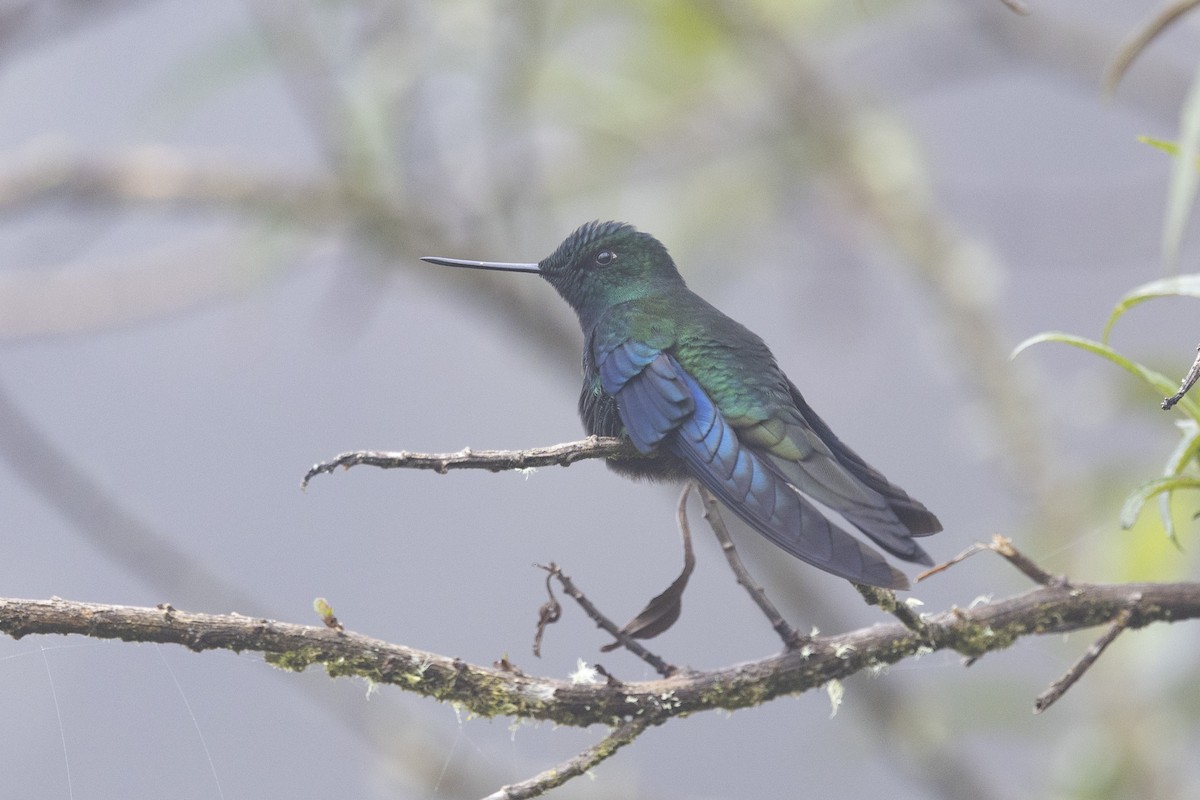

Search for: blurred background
xmin=2 ymin=1 xmax=1200 ymax=798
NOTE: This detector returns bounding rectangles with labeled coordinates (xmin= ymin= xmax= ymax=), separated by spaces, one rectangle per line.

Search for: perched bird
xmin=423 ymin=221 xmax=941 ymax=589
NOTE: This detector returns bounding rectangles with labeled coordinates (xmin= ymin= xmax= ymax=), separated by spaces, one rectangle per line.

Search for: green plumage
xmin=424 ymin=221 xmax=942 ymax=589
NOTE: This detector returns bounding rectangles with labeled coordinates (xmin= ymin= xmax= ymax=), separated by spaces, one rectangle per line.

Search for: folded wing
xmin=596 ymin=341 xmax=922 ymax=589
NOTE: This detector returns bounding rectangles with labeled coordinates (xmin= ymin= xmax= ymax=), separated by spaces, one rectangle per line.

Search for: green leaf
xmin=1011 ymin=331 xmax=1200 ymax=421
xmin=1121 ymin=474 xmax=1200 ymax=533
xmin=1102 ymin=273 xmax=1200 ymax=342
xmin=1016 ymin=333 xmax=1200 ymax=545
xmin=1137 ymin=136 xmax=1200 ymax=170
xmin=1138 ymin=135 xmax=1181 ymax=157
xmin=1156 ymin=420 xmax=1200 ymax=544
xmin=1161 ymin=420 xmax=1200 ymax=478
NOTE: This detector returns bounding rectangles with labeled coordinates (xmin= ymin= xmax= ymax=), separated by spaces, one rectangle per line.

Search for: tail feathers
xmin=786 ymin=379 xmax=942 ymax=538
xmin=671 ymin=398 xmax=909 ymax=589
xmin=760 ymin=449 xmax=931 ymax=565
xmin=843 ymin=506 xmax=933 ymax=566
xmin=884 ymin=495 xmax=942 ymax=538
xmin=818 ymin=493 xmax=933 ymax=566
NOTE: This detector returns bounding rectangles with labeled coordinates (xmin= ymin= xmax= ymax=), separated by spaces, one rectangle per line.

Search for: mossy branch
xmin=3 ymin=580 xmax=1198 ymax=728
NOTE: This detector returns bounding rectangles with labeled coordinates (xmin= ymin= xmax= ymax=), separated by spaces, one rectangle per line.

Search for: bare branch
xmin=1035 ymin=601 xmax=1137 ymax=713
xmin=482 ymin=715 xmax=659 ymax=800
xmin=302 ymin=437 xmax=638 ymax=487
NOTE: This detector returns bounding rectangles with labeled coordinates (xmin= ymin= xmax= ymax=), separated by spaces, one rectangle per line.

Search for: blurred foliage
xmin=1016 ymin=277 xmax=1200 ymax=550
xmin=1163 ymin=63 xmax=1200 ymax=267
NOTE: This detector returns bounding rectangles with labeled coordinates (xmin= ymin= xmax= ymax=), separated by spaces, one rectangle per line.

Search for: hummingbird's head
xmin=536 ymin=221 xmax=685 ymax=325
xmin=422 ymin=221 xmax=686 ymax=330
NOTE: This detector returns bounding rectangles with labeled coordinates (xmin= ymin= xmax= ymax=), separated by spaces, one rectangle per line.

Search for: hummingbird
xmin=423 ymin=221 xmax=941 ymax=589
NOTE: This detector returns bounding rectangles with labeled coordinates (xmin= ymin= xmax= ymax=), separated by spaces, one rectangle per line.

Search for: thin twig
xmin=302 ymin=437 xmax=637 ymax=487
xmin=481 ymin=714 xmax=659 ymax=800
xmin=1105 ymin=0 xmax=1200 ymax=95
xmin=1035 ymin=602 xmax=1138 ymax=713
xmin=999 ymin=0 xmax=1032 ymax=15
xmin=918 ymin=535 xmax=1061 ymax=587
xmin=916 ymin=542 xmax=990 ymax=582
xmin=697 ymin=486 xmax=805 ymax=650
xmin=988 ymin=535 xmax=1063 ymax=586
xmin=538 ymin=564 xmax=678 ymax=678
xmin=1163 ymin=344 xmax=1200 ymax=410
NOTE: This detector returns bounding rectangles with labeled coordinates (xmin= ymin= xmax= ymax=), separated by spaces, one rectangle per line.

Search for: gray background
xmin=2 ymin=2 xmax=1199 ymax=798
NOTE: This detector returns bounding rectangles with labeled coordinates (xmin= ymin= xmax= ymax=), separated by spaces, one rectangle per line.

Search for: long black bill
xmin=421 ymin=256 xmax=540 ymax=274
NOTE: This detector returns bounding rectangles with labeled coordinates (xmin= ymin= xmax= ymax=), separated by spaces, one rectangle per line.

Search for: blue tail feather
xmin=669 ymin=367 xmax=909 ymax=589
xmin=595 ymin=342 xmax=924 ymax=589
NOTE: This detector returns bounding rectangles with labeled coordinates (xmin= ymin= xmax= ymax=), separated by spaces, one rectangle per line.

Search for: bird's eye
xmin=593 ymin=249 xmax=615 ymax=266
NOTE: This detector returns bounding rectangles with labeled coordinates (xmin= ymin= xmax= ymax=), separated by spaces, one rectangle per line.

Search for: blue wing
xmin=668 ymin=367 xmax=908 ymax=589
xmin=596 ymin=343 xmax=909 ymax=589
xmin=597 ymin=339 xmax=694 ymax=453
